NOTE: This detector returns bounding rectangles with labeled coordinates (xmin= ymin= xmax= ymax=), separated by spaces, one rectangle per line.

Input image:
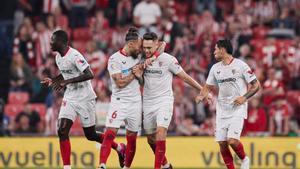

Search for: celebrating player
xmin=134 ymin=32 xmax=204 ymax=169
xmin=41 ymin=30 xmax=125 ymax=169
xmin=196 ymin=39 xmax=261 ymax=169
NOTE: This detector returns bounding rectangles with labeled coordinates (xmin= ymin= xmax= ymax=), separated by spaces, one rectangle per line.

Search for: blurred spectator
xmin=13 ymin=24 xmax=35 ymax=65
xmin=10 ymin=52 xmax=33 ymax=92
xmin=14 ymin=103 xmax=42 ymax=133
xmin=176 ymin=115 xmax=201 ymax=136
xmin=0 ymin=99 xmax=11 ymax=136
xmin=31 ymin=69 xmax=51 ymax=103
xmin=117 ymin=0 xmax=133 ymax=26
xmin=42 ymin=0 xmax=59 ymax=15
xmin=198 ymin=111 xmax=215 ymax=136
xmin=35 ymin=21 xmax=52 ymax=66
xmin=195 ymin=0 xmax=216 ymax=15
xmin=244 ymin=97 xmax=268 ymax=136
xmin=46 ymin=14 xmax=57 ymax=31
xmin=269 ymin=98 xmax=291 ymax=136
xmin=63 ymin=0 xmax=95 ymax=28
xmin=85 ymin=40 xmax=107 ymax=78
xmin=53 ymin=6 xmax=69 ymax=30
xmin=89 ymin=10 xmax=109 ymax=33
xmin=262 ymin=68 xmax=285 ymax=105
xmin=45 ymin=93 xmax=62 ymax=135
xmin=272 ymin=7 xmax=296 ymax=30
xmin=253 ymin=0 xmax=277 ymax=24
xmin=133 ymin=0 xmax=162 ymax=34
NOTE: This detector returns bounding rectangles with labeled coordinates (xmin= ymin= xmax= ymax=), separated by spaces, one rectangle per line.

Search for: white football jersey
xmin=143 ymin=52 xmax=183 ymax=103
xmin=206 ymin=58 xmax=257 ymax=119
xmin=55 ymin=47 xmax=97 ymax=102
xmin=107 ymin=50 xmax=141 ymax=102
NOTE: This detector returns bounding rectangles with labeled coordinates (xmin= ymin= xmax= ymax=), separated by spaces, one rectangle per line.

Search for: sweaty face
xmin=214 ymin=44 xmax=223 ymax=61
xmin=129 ymin=38 xmax=142 ymax=59
xmin=143 ymin=39 xmax=158 ymax=58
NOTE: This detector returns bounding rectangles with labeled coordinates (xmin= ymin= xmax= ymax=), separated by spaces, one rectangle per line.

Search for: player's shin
xmin=99 ymin=130 xmax=116 ymax=164
xmin=124 ymin=134 xmax=137 ymax=167
xmin=230 ymin=140 xmax=246 ymax=160
xmin=155 ymin=140 xmax=166 ymax=169
xmin=219 ymin=142 xmax=235 ymax=169
xmin=59 ymin=139 xmax=71 ymax=167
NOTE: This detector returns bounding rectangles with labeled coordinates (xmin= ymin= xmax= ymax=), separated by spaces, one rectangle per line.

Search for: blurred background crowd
xmin=0 ymin=0 xmax=300 ymax=137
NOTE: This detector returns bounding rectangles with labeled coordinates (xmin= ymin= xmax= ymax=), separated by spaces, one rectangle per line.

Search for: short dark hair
xmin=216 ymin=39 xmax=233 ymax=55
xmin=143 ymin=32 xmax=158 ymax=41
xmin=53 ymin=30 xmax=68 ymax=44
xmin=125 ymin=27 xmax=139 ymax=42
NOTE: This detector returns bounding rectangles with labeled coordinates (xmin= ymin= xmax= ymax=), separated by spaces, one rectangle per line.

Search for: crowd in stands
xmin=0 ymin=0 xmax=300 ymax=137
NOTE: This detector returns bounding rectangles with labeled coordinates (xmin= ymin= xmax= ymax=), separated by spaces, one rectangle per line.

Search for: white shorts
xmin=143 ymin=100 xmax=173 ymax=134
xmin=106 ymin=99 xmax=142 ymax=132
xmin=215 ymin=116 xmax=244 ymax=142
xmin=58 ymin=99 xmax=96 ymax=128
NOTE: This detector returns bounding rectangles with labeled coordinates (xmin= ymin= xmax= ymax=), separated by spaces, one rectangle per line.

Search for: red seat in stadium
xmin=4 ymin=104 xmax=24 ymax=118
xmin=8 ymin=92 xmax=29 ymax=104
xmin=72 ymin=40 xmax=87 ymax=54
xmin=30 ymin=104 xmax=47 ymax=120
xmin=287 ymin=91 xmax=300 ymax=106
xmin=72 ymin=28 xmax=92 ymax=41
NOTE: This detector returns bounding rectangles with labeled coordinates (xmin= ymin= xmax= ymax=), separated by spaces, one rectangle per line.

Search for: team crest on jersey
xmin=232 ymin=69 xmax=236 ymax=75
xmin=77 ymin=59 xmax=86 ymax=65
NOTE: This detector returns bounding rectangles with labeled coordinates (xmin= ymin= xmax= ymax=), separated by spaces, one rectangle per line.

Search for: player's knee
xmin=57 ymin=127 xmax=69 ymax=140
xmin=85 ymin=133 xmax=96 ymax=141
xmin=218 ymin=141 xmax=228 ymax=149
xmin=147 ymin=136 xmax=156 ymax=145
xmin=156 ymin=128 xmax=167 ymax=141
xmin=228 ymin=138 xmax=239 ymax=146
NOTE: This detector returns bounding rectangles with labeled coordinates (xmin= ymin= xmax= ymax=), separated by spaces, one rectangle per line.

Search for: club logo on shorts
xmin=122 ymin=61 xmax=126 ymax=64
xmin=164 ymin=117 xmax=168 ymax=121
xmin=217 ymin=71 xmax=221 ymax=74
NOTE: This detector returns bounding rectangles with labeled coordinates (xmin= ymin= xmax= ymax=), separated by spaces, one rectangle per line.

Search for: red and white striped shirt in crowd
xmin=43 ymin=0 xmax=59 ymax=14
xmin=36 ymin=29 xmax=52 ymax=66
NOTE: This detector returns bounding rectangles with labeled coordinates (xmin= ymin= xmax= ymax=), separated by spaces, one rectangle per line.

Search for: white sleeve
xmin=241 ymin=62 xmax=257 ymax=83
xmin=168 ymin=57 xmax=183 ymax=75
xmin=154 ymin=4 xmax=162 ymax=17
xmin=74 ymin=53 xmax=89 ymax=72
xmin=107 ymin=58 xmax=122 ymax=75
xmin=133 ymin=4 xmax=141 ymax=17
xmin=206 ymin=66 xmax=217 ymax=86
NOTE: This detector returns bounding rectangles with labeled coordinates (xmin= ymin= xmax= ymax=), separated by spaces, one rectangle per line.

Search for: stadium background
xmin=0 ymin=0 xmax=300 ymax=168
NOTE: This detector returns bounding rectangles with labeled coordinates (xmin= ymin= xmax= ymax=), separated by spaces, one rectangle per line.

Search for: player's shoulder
xmin=67 ymin=47 xmax=83 ymax=58
xmin=108 ymin=51 xmax=122 ymax=62
xmin=159 ymin=52 xmax=176 ymax=61
xmin=211 ymin=61 xmax=222 ymax=69
xmin=233 ymin=58 xmax=249 ymax=69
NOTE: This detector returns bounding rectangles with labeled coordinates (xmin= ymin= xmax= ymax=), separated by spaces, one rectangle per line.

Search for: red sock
xmin=150 ymin=143 xmax=168 ymax=165
xmin=99 ymin=130 xmax=116 ymax=164
xmin=125 ymin=134 xmax=137 ymax=167
xmin=220 ymin=146 xmax=235 ymax=169
xmin=59 ymin=139 xmax=71 ymax=165
xmin=98 ymin=133 xmax=118 ymax=150
xmin=231 ymin=142 xmax=246 ymax=160
xmin=155 ymin=140 xmax=166 ymax=169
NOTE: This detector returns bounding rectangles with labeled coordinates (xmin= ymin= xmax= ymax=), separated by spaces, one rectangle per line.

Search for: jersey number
xmin=112 ymin=111 xmax=117 ymax=119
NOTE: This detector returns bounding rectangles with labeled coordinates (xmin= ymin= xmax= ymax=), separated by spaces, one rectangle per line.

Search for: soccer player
xmin=196 ymin=39 xmax=261 ymax=169
xmin=41 ymin=30 xmax=125 ymax=169
xmin=97 ymin=27 xmax=144 ymax=169
xmin=137 ymin=32 xmax=204 ymax=169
